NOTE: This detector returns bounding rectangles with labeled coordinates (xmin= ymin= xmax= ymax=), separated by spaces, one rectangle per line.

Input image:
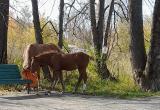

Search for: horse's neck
xmin=37 ymin=55 xmax=51 ymax=65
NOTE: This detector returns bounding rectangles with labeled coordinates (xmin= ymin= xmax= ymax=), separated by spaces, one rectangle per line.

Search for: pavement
xmin=0 ymin=91 xmax=160 ymax=110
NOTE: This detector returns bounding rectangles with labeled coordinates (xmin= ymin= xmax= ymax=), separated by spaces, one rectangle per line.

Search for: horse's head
xmin=30 ymin=56 xmax=40 ymax=73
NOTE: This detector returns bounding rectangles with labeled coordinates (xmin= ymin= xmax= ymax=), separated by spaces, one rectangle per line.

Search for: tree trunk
xmin=90 ymin=0 xmax=101 ymax=77
xmin=31 ymin=0 xmax=43 ymax=44
xmin=101 ymin=0 xmax=115 ymax=79
xmin=31 ymin=0 xmax=52 ymax=80
xmin=58 ymin=0 xmax=64 ymax=49
xmin=0 ymin=0 xmax=9 ymax=64
xmin=144 ymin=0 xmax=160 ymax=91
xmin=128 ymin=0 xmax=147 ymax=88
xmin=90 ymin=0 xmax=113 ymax=79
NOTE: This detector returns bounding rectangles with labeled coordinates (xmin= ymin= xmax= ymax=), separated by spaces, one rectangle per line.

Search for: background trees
xmin=145 ymin=0 xmax=160 ymax=91
xmin=0 ymin=0 xmax=9 ymax=64
xmin=1 ymin=0 xmax=160 ymax=93
xmin=90 ymin=0 xmax=113 ymax=79
xmin=31 ymin=0 xmax=43 ymax=44
xmin=129 ymin=0 xmax=160 ymax=91
xmin=58 ymin=0 xmax=64 ymax=48
xmin=128 ymin=0 xmax=147 ymax=88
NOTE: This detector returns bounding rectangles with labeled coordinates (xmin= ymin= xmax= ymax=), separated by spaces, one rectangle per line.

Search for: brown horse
xmin=23 ymin=43 xmax=63 ymax=70
xmin=30 ymin=51 xmax=93 ymax=93
xmin=22 ymin=43 xmax=63 ymax=91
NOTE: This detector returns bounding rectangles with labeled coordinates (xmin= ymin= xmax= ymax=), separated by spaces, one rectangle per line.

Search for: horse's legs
xmin=52 ymin=72 xmax=59 ymax=90
xmin=82 ymin=70 xmax=88 ymax=93
xmin=36 ymin=68 xmax=40 ymax=94
xmin=42 ymin=65 xmax=51 ymax=80
xmin=49 ymin=68 xmax=57 ymax=90
xmin=49 ymin=67 xmax=59 ymax=91
xmin=51 ymin=70 xmax=65 ymax=92
xmin=74 ymin=69 xmax=83 ymax=93
xmin=58 ymin=71 xmax=65 ymax=92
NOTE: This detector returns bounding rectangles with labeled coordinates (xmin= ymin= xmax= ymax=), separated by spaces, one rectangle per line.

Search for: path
xmin=0 ymin=92 xmax=160 ymax=110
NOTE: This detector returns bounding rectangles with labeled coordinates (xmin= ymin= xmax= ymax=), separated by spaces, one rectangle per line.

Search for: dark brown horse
xmin=30 ymin=51 xmax=93 ymax=92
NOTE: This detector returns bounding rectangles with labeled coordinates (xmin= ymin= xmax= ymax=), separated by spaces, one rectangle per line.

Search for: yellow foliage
xmin=7 ymin=17 xmax=58 ymax=65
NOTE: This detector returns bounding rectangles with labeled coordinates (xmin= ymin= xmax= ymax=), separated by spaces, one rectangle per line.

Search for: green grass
xmin=1 ymin=62 xmax=160 ymax=99
xmin=59 ymin=72 xmax=160 ymax=99
xmin=86 ymin=76 xmax=160 ymax=99
xmin=41 ymin=64 xmax=160 ymax=99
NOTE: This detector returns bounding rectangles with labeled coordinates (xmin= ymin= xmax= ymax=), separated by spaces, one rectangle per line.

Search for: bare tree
xmin=90 ymin=0 xmax=115 ymax=79
xmin=31 ymin=0 xmax=43 ymax=44
xmin=129 ymin=0 xmax=160 ymax=91
xmin=31 ymin=0 xmax=52 ymax=80
xmin=128 ymin=0 xmax=147 ymax=86
xmin=145 ymin=0 xmax=160 ymax=91
xmin=63 ymin=0 xmax=90 ymax=46
xmin=58 ymin=0 xmax=64 ymax=49
xmin=54 ymin=0 xmax=127 ymax=79
xmin=0 ymin=0 xmax=9 ymax=64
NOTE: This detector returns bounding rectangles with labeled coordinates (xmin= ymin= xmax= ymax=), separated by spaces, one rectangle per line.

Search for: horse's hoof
xmin=46 ymin=92 xmax=51 ymax=96
xmin=45 ymin=91 xmax=51 ymax=96
xmin=60 ymin=91 xmax=65 ymax=94
xmin=72 ymin=88 xmax=77 ymax=94
xmin=82 ymin=90 xmax=86 ymax=94
xmin=82 ymin=91 xmax=87 ymax=95
xmin=72 ymin=91 xmax=76 ymax=94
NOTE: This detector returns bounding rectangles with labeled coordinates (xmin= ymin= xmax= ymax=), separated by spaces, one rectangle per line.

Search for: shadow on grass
xmin=0 ymin=91 xmax=64 ymax=100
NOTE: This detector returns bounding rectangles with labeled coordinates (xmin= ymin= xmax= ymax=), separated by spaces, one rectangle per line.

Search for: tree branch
xmin=41 ymin=20 xmax=58 ymax=35
xmin=114 ymin=2 xmax=129 ymax=22
xmin=64 ymin=3 xmax=89 ymax=29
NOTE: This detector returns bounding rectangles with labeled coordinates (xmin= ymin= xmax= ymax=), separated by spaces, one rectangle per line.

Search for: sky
xmin=143 ymin=0 xmax=155 ymax=16
xmin=10 ymin=0 xmax=155 ymax=22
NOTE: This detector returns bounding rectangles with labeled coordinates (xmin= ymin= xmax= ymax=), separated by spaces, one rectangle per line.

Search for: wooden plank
xmin=0 ymin=64 xmax=32 ymax=86
xmin=0 ymin=79 xmax=32 ymax=84
xmin=0 ymin=75 xmax=21 ymax=78
xmin=0 ymin=64 xmax=18 ymax=69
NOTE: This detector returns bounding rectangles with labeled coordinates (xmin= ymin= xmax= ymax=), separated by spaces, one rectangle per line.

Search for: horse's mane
xmin=23 ymin=44 xmax=31 ymax=69
xmin=34 ymin=50 xmax=58 ymax=58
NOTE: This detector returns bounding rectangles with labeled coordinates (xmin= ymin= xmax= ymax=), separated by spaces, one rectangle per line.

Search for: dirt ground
xmin=0 ymin=91 xmax=160 ymax=110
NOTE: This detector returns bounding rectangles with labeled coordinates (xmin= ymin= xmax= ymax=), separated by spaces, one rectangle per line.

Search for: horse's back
xmin=75 ymin=52 xmax=90 ymax=61
xmin=61 ymin=52 xmax=90 ymax=69
xmin=30 ymin=43 xmax=60 ymax=54
xmin=76 ymin=52 xmax=90 ymax=67
xmin=23 ymin=43 xmax=61 ymax=69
